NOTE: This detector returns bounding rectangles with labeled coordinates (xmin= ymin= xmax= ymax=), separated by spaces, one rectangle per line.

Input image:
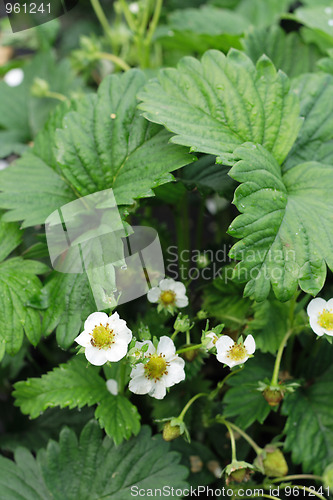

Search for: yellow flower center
xmin=160 ymin=290 xmax=176 ymax=306
xmin=144 ymin=354 xmax=169 ymax=380
xmin=227 ymin=343 xmax=247 ymax=362
xmin=91 ymin=323 xmax=114 ymax=349
xmin=318 ymin=309 xmax=333 ymax=330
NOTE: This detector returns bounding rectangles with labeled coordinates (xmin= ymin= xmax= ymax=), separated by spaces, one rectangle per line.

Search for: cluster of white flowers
xmin=75 ymin=278 xmax=258 ymax=399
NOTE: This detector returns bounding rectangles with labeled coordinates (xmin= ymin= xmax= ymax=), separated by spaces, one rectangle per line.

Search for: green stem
xmin=176 ymin=343 xmax=202 ymax=355
xmin=118 ymin=360 xmax=127 ymax=395
xmin=272 ymin=474 xmax=323 ymax=483
xmin=118 ymin=0 xmax=137 ymax=32
xmin=186 ymin=330 xmax=191 ymax=345
xmin=171 ymin=329 xmax=180 ymax=341
xmin=243 ymin=495 xmax=282 ymax=500
xmin=94 ymin=51 xmax=131 ymax=71
xmin=179 ymin=393 xmax=208 ymax=420
xmin=90 ymin=0 xmax=113 ymax=42
xmin=145 ymin=0 xmax=163 ymax=45
xmin=271 ymin=329 xmax=294 ymax=386
xmin=217 ymin=417 xmax=262 ymax=455
xmin=224 ymin=420 xmax=237 ymax=462
xmin=44 ymin=91 xmax=67 ymax=102
xmin=209 ymin=369 xmax=242 ymax=400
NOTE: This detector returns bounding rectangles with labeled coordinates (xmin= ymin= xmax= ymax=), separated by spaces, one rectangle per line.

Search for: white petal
xmin=326 ymin=298 xmax=333 ymax=310
xmin=244 ymin=335 xmax=256 ymax=355
xmin=205 ymin=332 xmax=217 ymax=349
xmin=172 ymin=282 xmax=186 ymax=295
xmin=104 ymin=343 xmax=128 ymax=362
xmin=216 ymin=351 xmax=232 ymax=366
xmin=130 ymin=364 xmax=145 ymax=378
xmin=307 ymin=298 xmax=327 ymax=317
xmin=147 ymin=287 xmax=160 ymax=303
xmin=106 ymin=379 xmax=118 ymax=395
xmin=157 ymin=336 xmax=176 ymax=358
xmin=129 ymin=375 xmax=153 ymax=394
xmin=175 ymin=296 xmax=189 ymax=308
xmin=84 ymin=312 xmax=108 ymax=331
xmin=148 ymin=381 xmax=167 ymax=399
xmin=215 ymin=335 xmax=234 ymax=355
xmin=309 ymin=315 xmax=325 ymax=336
xmin=159 ymin=279 xmax=176 ymax=291
xmin=84 ymin=346 xmax=108 ymax=366
xmin=108 ymin=311 xmax=120 ymax=322
xmin=113 ymin=328 xmax=132 ymax=345
xmin=74 ymin=330 xmax=91 ymax=347
xmin=163 ymin=361 xmax=185 ymax=386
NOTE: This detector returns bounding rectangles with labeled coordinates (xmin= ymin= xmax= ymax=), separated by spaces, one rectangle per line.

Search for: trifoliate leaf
xmin=223 ymin=354 xmax=273 ymax=429
xmin=284 ymin=73 xmax=333 ymax=171
xmin=0 ymin=70 xmax=192 ymax=228
xmin=42 ymin=272 xmax=96 ymax=349
xmin=13 ymin=356 xmax=140 ymax=445
xmin=138 ymin=49 xmax=302 ymax=165
xmin=227 ymin=143 xmax=333 ymax=301
xmin=243 ymin=26 xmax=322 ymax=79
xmin=0 ymin=421 xmax=189 ymax=500
xmin=0 ymin=216 xmax=21 ymax=261
xmin=282 ymin=366 xmax=333 ymax=474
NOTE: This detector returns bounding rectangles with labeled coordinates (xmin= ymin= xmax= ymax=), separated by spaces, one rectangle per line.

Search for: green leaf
xmin=243 ymin=26 xmax=322 ymax=79
xmin=282 ymin=366 xmax=333 ymax=474
xmin=0 ymin=216 xmax=22 ymax=261
xmin=0 ymin=70 xmax=192 ymax=228
xmin=235 ymin=0 xmax=293 ymax=28
xmin=55 ymin=69 xmax=192 ymax=203
xmin=227 ymin=143 xmax=333 ymax=301
xmin=246 ymin=298 xmax=289 ymax=354
xmin=284 ymin=73 xmax=333 ymax=172
xmin=290 ymin=5 xmax=333 ymax=41
xmin=203 ymin=266 xmax=252 ymax=329
xmin=138 ymin=49 xmax=302 ymax=166
xmin=168 ymin=6 xmax=248 ymax=35
xmin=42 ymin=272 xmax=96 ymax=349
xmin=13 ymin=357 xmax=106 ymax=419
xmin=95 ymin=394 xmax=141 ymax=446
xmin=223 ymin=353 xmax=272 ymax=429
xmin=0 ymin=421 xmax=188 ymax=500
xmin=180 ymin=155 xmax=237 ymax=198
xmin=0 ymin=153 xmax=75 ymax=228
xmin=13 ymin=356 xmax=140 ymax=445
xmin=0 ymin=51 xmax=82 ymax=155
xmin=0 ymin=249 xmax=48 ymax=355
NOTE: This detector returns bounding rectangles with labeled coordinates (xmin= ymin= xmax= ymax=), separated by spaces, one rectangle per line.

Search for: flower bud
xmin=174 ymin=313 xmax=192 ymax=333
xmin=323 ymin=463 xmax=333 ymax=490
xmin=181 ymin=344 xmax=199 ymax=362
xmin=31 ymin=78 xmax=49 ymax=97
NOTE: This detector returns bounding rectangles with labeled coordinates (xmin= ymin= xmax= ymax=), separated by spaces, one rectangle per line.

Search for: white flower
xmin=215 ymin=335 xmax=256 ymax=368
xmin=106 ymin=379 xmax=118 ymax=395
xmin=74 ymin=311 xmax=132 ymax=366
xmin=147 ymin=278 xmax=188 ymax=311
xmin=205 ymin=331 xmax=219 ymax=350
xmin=307 ymin=297 xmax=333 ymax=336
xmin=129 ymin=336 xmax=185 ymax=399
xmin=4 ymin=68 xmax=24 ymax=87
